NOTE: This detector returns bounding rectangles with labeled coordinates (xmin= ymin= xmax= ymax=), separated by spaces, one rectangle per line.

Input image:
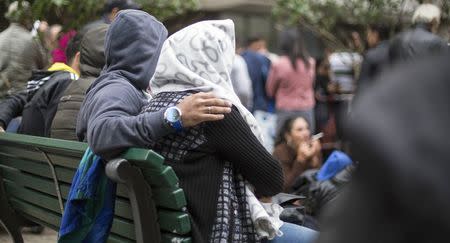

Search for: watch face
xmin=166 ymin=107 xmax=181 ymax=123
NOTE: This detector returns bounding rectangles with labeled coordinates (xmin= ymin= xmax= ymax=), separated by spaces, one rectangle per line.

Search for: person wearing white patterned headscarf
xmin=145 ymin=19 xmax=318 ymax=243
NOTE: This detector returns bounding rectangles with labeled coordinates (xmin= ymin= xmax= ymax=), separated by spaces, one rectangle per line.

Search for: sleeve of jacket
xmin=206 ymin=107 xmax=284 ymax=197
xmin=77 ymin=81 xmax=173 ymax=159
xmin=0 ymin=91 xmax=27 ymax=128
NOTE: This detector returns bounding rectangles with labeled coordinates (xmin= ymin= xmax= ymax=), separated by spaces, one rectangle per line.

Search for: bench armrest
xmin=106 ymin=158 xmax=161 ymax=243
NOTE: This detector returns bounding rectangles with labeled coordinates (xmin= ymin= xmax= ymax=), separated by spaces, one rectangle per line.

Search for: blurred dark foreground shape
xmin=316 ymin=53 xmax=450 ymax=243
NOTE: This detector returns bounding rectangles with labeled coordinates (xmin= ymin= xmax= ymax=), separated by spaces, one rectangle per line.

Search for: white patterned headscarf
xmin=150 ymin=19 xmax=264 ymax=143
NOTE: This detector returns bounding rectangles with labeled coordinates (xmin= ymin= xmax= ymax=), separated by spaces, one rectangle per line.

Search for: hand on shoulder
xmin=177 ymin=92 xmax=232 ymax=127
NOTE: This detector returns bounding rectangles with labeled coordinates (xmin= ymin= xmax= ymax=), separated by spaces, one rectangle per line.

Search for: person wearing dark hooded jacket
xmin=316 ymin=53 xmax=450 ymax=243
xmin=51 ymin=24 xmax=108 ymax=141
xmin=76 ymin=10 xmax=232 ymax=159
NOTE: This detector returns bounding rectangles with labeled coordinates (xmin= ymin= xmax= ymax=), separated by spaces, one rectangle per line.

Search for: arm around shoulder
xmin=77 ymin=82 xmax=172 ymax=159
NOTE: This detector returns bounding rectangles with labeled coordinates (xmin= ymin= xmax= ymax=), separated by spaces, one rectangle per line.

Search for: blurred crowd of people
xmin=0 ymin=0 xmax=449 ymax=242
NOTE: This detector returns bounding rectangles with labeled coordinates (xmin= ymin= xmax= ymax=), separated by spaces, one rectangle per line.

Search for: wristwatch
xmin=164 ymin=106 xmax=183 ymax=132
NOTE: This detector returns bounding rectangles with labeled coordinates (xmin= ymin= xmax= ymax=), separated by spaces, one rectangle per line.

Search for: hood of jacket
xmin=80 ymin=24 xmax=108 ymax=78
xmin=97 ymin=10 xmax=167 ymax=90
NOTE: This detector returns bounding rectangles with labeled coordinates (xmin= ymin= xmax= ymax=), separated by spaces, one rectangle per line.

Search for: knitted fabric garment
xmin=141 ymin=90 xmax=282 ymax=242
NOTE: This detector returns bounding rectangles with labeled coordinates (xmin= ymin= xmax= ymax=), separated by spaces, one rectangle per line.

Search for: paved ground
xmin=0 ymin=227 xmax=57 ymax=243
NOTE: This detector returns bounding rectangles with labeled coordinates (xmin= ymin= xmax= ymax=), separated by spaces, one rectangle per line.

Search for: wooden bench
xmin=0 ymin=132 xmax=192 ymax=243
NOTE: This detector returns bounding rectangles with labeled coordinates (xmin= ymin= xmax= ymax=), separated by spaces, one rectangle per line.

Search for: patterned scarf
xmin=149 ymin=19 xmax=264 ymax=143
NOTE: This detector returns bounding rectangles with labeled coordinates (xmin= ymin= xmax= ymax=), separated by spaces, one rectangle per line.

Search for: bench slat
xmin=0 ymin=146 xmax=81 ymax=169
xmin=110 ymin=217 xmax=136 ymax=240
xmin=122 ymin=148 xmax=164 ymax=170
xmin=9 ymin=197 xmax=62 ymax=227
xmin=158 ymin=210 xmax=191 ymax=235
xmin=10 ymin=193 xmax=136 ymax=240
xmin=9 ymin=197 xmax=136 ymax=242
xmin=11 ymin=212 xmax=133 ymax=243
xmin=0 ymin=133 xmax=87 ymax=152
xmin=141 ymin=165 xmax=179 ymax=188
xmin=4 ymin=180 xmax=60 ymax=213
xmin=0 ymin=164 xmax=72 ymax=197
xmin=1 ymin=169 xmax=191 ymax=235
xmin=0 ymin=153 xmax=179 ymax=191
xmin=153 ymin=188 xmax=187 ymax=210
xmin=0 ymin=155 xmax=76 ymax=182
xmin=0 ymin=161 xmax=186 ymax=210
xmin=7 ymin=187 xmax=137 ymax=240
xmin=3 ymin=172 xmax=134 ymax=221
xmin=0 ymin=133 xmax=164 ymax=170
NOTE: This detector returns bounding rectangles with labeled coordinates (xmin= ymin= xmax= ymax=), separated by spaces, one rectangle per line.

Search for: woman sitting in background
xmin=144 ymin=20 xmax=318 ymax=243
xmin=273 ymin=116 xmax=322 ymax=192
xmin=266 ymin=29 xmax=316 ymax=135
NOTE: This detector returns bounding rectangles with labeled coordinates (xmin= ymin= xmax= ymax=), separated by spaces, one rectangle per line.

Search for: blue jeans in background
xmin=253 ymin=110 xmax=277 ymax=153
xmin=267 ymin=222 xmax=319 ymax=243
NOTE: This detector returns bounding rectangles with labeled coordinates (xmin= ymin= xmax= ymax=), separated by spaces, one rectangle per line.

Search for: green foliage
xmin=139 ymin=0 xmax=199 ymax=21
xmin=273 ymin=0 xmax=411 ymax=48
xmin=31 ymin=0 xmax=100 ymax=29
xmin=16 ymin=0 xmax=198 ymax=30
xmin=274 ymin=0 xmax=409 ymax=28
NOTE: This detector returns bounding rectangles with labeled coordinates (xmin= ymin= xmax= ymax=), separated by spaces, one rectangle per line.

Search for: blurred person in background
xmin=0 ymin=32 xmax=81 ymax=134
xmin=51 ymin=24 xmax=108 ymax=141
xmin=102 ymin=0 xmax=141 ymax=24
xmin=43 ymin=24 xmax=63 ymax=62
xmin=230 ymin=40 xmax=253 ymax=109
xmin=51 ymin=30 xmax=77 ymax=64
xmin=389 ymin=3 xmax=447 ymax=64
xmin=0 ymin=1 xmax=48 ymax=98
xmin=242 ymin=36 xmax=273 ymax=114
xmin=241 ymin=36 xmax=276 ymax=152
xmin=267 ymin=29 xmax=316 ymax=135
xmin=314 ymin=58 xmax=331 ymax=135
xmin=250 ymin=35 xmax=279 ymax=63
xmin=316 ymin=52 xmax=450 ymax=243
xmin=273 ymin=116 xmax=322 ymax=192
xmin=82 ymin=0 xmax=141 ymax=32
xmin=357 ymin=23 xmax=391 ymax=93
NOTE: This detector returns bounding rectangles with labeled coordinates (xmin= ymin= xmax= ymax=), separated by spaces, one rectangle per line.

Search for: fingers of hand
xmin=204 ymin=106 xmax=231 ymax=114
xmin=201 ymin=98 xmax=232 ymax=108
xmin=197 ymin=114 xmax=225 ymax=122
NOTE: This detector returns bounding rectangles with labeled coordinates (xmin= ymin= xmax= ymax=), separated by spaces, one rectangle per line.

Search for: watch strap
xmin=172 ymin=120 xmax=184 ymax=133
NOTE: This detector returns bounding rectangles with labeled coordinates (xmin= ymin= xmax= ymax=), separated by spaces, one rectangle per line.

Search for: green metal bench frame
xmin=0 ymin=132 xmax=192 ymax=243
